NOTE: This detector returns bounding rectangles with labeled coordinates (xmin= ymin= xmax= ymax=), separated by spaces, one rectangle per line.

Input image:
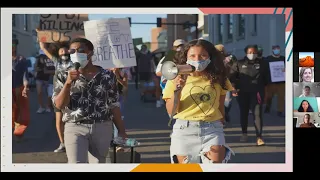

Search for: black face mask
xmin=60 ymin=54 xmax=70 ymax=61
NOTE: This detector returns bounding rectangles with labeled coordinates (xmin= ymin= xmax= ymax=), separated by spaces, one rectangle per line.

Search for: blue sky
xmin=89 ymin=14 xmax=167 ymax=43
xmin=299 ymin=52 xmax=314 ymax=58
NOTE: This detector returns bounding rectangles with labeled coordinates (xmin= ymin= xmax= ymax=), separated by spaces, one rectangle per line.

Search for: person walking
xmin=111 ymin=67 xmax=131 ymax=152
xmin=138 ymin=44 xmax=154 ymax=100
xmin=229 ymin=44 xmax=269 ymax=146
xmin=12 ymin=39 xmax=30 ymax=137
xmin=264 ymin=45 xmax=285 ymax=117
xmin=163 ymin=39 xmax=234 ymax=163
xmin=215 ymin=44 xmax=238 ymax=127
xmin=52 ymin=38 xmax=127 ymax=163
xmin=34 ymin=52 xmax=51 ymax=114
xmin=39 ymin=41 xmax=73 ymax=153
xmin=155 ymin=39 xmax=186 ymax=108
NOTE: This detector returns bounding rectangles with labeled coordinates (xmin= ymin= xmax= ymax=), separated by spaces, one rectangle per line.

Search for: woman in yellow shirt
xmin=163 ymin=39 xmax=234 ymax=164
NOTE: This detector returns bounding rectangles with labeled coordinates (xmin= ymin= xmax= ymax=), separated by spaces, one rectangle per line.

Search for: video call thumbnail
xmin=293 ymin=97 xmax=320 ymax=113
xmin=299 ymin=67 xmax=314 ymax=82
xmin=293 ymin=82 xmax=320 ymax=97
xmin=299 ymin=52 xmax=314 ymax=67
xmin=294 ymin=52 xmax=319 ymax=82
xmin=294 ymin=112 xmax=320 ymax=128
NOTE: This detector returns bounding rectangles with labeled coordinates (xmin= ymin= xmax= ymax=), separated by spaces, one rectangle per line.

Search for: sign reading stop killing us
xmin=84 ymin=18 xmax=136 ymax=69
xmin=38 ymin=14 xmax=88 ymax=43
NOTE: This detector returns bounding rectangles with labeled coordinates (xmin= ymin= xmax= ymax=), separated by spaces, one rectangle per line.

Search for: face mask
xmin=273 ymin=49 xmax=280 ymax=55
xmin=186 ymin=59 xmax=211 ymax=72
xmin=70 ymin=52 xmax=88 ymax=68
xmin=176 ymin=47 xmax=182 ymax=52
xmin=60 ymin=54 xmax=70 ymax=61
xmin=247 ymin=54 xmax=257 ymax=61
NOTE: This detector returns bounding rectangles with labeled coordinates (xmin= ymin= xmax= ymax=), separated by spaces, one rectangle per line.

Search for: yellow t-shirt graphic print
xmin=162 ymin=76 xmax=233 ymax=121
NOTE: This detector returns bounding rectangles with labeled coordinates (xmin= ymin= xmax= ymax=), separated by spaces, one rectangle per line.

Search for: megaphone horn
xmin=161 ymin=61 xmax=195 ymax=80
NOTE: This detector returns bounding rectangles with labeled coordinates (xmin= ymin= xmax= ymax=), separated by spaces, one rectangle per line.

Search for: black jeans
xmin=236 ymin=91 xmax=264 ymax=137
xmin=225 ymin=105 xmax=232 ymax=122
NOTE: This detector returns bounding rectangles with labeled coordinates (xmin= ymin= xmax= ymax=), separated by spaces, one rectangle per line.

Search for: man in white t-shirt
xmin=155 ymin=39 xmax=186 ymax=108
xmin=299 ymin=85 xmax=316 ymax=97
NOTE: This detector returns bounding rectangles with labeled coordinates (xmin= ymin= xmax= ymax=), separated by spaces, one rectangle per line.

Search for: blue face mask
xmin=273 ymin=49 xmax=280 ymax=55
xmin=186 ymin=59 xmax=211 ymax=72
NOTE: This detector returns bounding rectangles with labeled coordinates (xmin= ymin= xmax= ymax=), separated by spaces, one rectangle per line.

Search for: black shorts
xmin=139 ymin=72 xmax=151 ymax=82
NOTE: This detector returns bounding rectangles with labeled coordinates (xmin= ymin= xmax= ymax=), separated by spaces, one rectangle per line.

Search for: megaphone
xmin=161 ymin=61 xmax=195 ymax=80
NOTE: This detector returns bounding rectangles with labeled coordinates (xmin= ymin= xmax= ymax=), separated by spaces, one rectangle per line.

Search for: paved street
xmin=12 ymin=83 xmax=285 ymax=163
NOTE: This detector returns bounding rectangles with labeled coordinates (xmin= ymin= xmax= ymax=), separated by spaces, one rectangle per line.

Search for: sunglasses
xmin=68 ymin=48 xmax=85 ymax=54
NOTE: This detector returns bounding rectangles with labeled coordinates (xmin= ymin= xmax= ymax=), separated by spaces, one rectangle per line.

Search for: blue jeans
xmin=113 ymin=96 xmax=124 ymax=138
xmin=170 ymin=119 xmax=234 ymax=163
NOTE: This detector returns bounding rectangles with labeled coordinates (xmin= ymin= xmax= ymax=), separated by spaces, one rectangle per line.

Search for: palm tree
xmin=70 ymin=108 xmax=83 ymax=118
xmin=95 ymin=84 xmax=106 ymax=96
xmin=92 ymin=97 xmax=102 ymax=118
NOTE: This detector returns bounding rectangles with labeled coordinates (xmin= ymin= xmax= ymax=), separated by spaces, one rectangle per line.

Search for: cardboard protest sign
xmin=84 ymin=18 xmax=136 ymax=69
xmin=38 ymin=14 xmax=88 ymax=43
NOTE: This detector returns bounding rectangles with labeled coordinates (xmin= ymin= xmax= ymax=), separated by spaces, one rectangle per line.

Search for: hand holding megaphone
xmin=160 ymin=61 xmax=195 ymax=80
xmin=174 ymin=75 xmax=188 ymax=90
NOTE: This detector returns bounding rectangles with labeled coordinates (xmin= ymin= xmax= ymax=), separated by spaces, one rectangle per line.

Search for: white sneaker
xmin=156 ymin=100 xmax=162 ymax=108
xmin=45 ymin=108 xmax=51 ymax=113
xmin=54 ymin=143 xmax=66 ymax=153
xmin=37 ymin=107 xmax=45 ymax=114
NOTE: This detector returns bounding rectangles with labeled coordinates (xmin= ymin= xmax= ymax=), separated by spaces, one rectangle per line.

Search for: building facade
xmin=208 ymin=14 xmax=285 ymax=58
xmin=150 ymin=18 xmax=167 ymax=52
xmin=166 ymin=14 xmax=197 ymax=49
xmin=157 ymin=29 xmax=167 ymax=49
xmin=190 ymin=14 xmax=208 ymax=39
xmin=12 ymin=14 xmax=40 ymax=57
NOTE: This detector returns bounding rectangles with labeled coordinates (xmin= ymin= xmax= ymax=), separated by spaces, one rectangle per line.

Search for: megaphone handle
xmin=168 ymin=89 xmax=180 ymax=127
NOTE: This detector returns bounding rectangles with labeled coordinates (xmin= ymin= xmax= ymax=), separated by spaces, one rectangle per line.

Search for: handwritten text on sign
xmin=84 ymin=18 xmax=136 ymax=69
xmin=269 ymin=61 xmax=285 ymax=83
xmin=38 ymin=14 xmax=88 ymax=43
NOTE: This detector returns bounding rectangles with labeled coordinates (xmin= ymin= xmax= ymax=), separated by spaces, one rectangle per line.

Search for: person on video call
xmin=299 ymin=86 xmax=316 ymax=97
xmin=299 ymin=114 xmax=316 ymax=128
xmin=296 ymin=100 xmax=314 ymax=112
xmin=300 ymin=67 xmax=313 ymax=82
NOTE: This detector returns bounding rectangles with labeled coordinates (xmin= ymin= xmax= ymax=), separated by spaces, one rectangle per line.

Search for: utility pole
xmin=195 ymin=14 xmax=199 ymax=39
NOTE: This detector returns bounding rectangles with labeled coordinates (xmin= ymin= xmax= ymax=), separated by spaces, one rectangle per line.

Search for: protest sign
xmin=269 ymin=61 xmax=285 ymax=82
xmin=38 ymin=14 xmax=88 ymax=43
xmin=84 ymin=18 xmax=136 ymax=69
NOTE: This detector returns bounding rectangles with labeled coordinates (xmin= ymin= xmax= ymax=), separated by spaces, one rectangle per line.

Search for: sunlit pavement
xmin=12 ymin=84 xmax=285 ymax=163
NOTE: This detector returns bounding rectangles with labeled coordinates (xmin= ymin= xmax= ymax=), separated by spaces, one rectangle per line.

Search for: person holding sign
xmin=39 ymin=41 xmax=73 ymax=153
xmin=110 ymin=67 xmax=130 ymax=152
xmin=229 ymin=44 xmax=269 ymax=146
xmin=264 ymin=45 xmax=285 ymax=117
xmin=52 ymin=38 xmax=128 ymax=163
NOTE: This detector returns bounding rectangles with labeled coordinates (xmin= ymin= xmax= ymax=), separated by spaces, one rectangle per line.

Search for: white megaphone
xmin=161 ymin=61 xmax=196 ymax=80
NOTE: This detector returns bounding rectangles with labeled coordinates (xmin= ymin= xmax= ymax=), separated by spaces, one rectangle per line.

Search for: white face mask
xmin=176 ymin=47 xmax=182 ymax=52
xmin=186 ymin=59 xmax=211 ymax=72
xmin=61 ymin=55 xmax=69 ymax=61
xmin=247 ymin=54 xmax=258 ymax=61
xmin=70 ymin=52 xmax=89 ymax=68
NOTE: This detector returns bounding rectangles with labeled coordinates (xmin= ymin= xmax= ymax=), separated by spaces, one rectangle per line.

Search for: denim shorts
xmin=170 ymin=119 xmax=234 ymax=163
